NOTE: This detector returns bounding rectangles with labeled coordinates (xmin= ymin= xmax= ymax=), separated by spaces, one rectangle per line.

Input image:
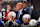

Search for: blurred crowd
xmin=0 ymin=1 xmax=40 ymax=27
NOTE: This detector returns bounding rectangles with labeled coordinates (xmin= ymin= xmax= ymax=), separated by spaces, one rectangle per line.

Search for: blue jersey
xmin=0 ymin=21 xmax=3 ymax=26
xmin=39 ymin=22 xmax=40 ymax=26
xmin=23 ymin=22 xmax=29 ymax=25
xmin=14 ymin=20 xmax=20 ymax=24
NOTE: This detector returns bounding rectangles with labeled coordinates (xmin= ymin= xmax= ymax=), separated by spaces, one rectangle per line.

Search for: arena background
xmin=0 ymin=0 xmax=40 ymax=27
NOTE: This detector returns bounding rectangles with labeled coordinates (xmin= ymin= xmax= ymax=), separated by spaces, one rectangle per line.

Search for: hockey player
xmin=22 ymin=14 xmax=31 ymax=25
xmin=5 ymin=11 xmax=20 ymax=26
xmin=29 ymin=19 xmax=38 ymax=27
xmin=38 ymin=17 xmax=40 ymax=27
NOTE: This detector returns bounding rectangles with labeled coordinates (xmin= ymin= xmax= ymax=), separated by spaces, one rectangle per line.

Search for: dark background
xmin=31 ymin=0 xmax=40 ymax=20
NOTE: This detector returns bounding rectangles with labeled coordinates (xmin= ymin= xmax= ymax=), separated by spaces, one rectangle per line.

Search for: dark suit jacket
xmin=16 ymin=8 xmax=31 ymax=24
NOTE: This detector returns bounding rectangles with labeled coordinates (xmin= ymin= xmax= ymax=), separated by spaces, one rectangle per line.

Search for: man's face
xmin=23 ymin=18 xmax=27 ymax=23
xmin=23 ymin=18 xmax=29 ymax=23
xmin=16 ymin=3 xmax=23 ymax=11
xmin=22 ymin=2 xmax=27 ymax=8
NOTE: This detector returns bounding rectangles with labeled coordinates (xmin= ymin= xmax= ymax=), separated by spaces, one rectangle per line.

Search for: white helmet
xmin=8 ymin=11 xmax=16 ymax=18
xmin=29 ymin=19 xmax=38 ymax=26
xmin=38 ymin=17 xmax=40 ymax=22
xmin=22 ymin=14 xmax=31 ymax=22
xmin=1 ymin=8 xmax=5 ymax=11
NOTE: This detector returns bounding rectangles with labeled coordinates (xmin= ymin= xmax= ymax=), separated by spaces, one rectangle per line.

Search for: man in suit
xmin=16 ymin=2 xmax=31 ymax=24
xmin=22 ymin=1 xmax=32 ymax=15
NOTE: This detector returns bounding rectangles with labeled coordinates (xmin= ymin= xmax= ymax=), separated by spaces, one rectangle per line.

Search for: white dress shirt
xmin=18 ymin=8 xmax=23 ymax=17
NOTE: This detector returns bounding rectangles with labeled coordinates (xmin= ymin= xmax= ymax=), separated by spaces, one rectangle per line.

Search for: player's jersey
xmin=0 ymin=21 xmax=3 ymax=26
xmin=14 ymin=19 xmax=20 ymax=24
xmin=23 ymin=23 xmax=29 ymax=25
xmin=6 ymin=19 xmax=20 ymax=26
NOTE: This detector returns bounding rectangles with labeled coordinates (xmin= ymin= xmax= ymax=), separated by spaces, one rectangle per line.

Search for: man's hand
xmin=8 ymin=14 xmax=12 ymax=21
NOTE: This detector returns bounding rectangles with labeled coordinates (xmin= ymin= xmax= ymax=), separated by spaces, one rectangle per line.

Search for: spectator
xmin=22 ymin=1 xmax=32 ymax=14
xmin=22 ymin=1 xmax=27 ymax=8
xmin=1 ymin=5 xmax=5 ymax=18
xmin=1 ymin=6 xmax=5 ymax=11
xmin=16 ymin=2 xmax=23 ymax=19
xmin=16 ymin=2 xmax=30 ymax=24
xmin=13 ymin=0 xmax=22 ymax=1
xmin=0 ymin=13 xmax=4 ymax=26
xmin=3 ymin=3 xmax=12 ymax=21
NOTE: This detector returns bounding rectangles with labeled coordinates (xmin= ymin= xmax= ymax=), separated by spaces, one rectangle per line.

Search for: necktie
xmin=17 ymin=12 xmax=20 ymax=20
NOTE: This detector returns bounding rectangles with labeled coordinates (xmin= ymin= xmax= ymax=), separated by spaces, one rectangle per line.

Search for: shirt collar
xmin=19 ymin=8 xmax=23 ymax=13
